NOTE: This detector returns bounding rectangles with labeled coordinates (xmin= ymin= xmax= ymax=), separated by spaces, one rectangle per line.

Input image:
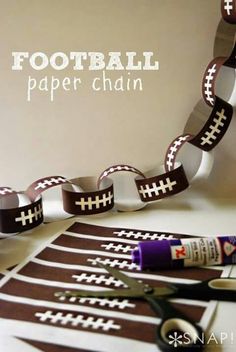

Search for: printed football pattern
xmin=0 ymin=222 xmax=230 ymax=351
xmin=188 ymin=97 xmax=233 ymax=151
xmin=98 ymin=164 xmax=145 ymax=187
xmin=164 ymin=134 xmax=192 ymax=172
xmin=0 ymin=187 xmax=15 ymax=196
xmin=0 ymin=197 xmax=44 ymax=233
xmin=136 ymin=164 xmax=189 ymax=202
xmin=222 ymin=0 xmax=236 ymax=23
xmin=26 ymin=176 xmax=68 ymax=201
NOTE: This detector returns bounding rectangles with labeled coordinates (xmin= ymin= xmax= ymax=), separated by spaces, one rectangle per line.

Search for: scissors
xmin=55 ymin=264 xmax=236 ymax=352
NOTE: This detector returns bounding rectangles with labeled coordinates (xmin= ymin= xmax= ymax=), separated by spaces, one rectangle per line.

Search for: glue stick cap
xmin=132 ymin=240 xmax=172 ymax=270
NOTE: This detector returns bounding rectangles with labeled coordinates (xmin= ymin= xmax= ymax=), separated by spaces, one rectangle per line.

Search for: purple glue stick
xmin=132 ymin=236 xmax=236 ymax=270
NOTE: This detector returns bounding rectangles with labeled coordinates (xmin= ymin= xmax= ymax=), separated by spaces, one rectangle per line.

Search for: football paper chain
xmin=0 ymin=1 xmax=235 ymax=234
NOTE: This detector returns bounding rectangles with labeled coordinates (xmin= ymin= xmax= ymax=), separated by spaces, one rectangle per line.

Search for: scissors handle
xmin=146 ymin=297 xmax=204 ymax=352
xmin=174 ymin=278 xmax=236 ymax=302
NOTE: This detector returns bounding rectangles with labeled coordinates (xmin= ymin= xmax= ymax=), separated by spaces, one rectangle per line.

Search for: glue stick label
xmin=170 ymin=237 xmax=236 ymax=267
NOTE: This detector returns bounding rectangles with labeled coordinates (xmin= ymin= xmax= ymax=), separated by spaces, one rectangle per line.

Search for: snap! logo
xmin=168 ymin=331 xmax=235 ymax=347
xmin=168 ymin=331 xmax=183 ymax=348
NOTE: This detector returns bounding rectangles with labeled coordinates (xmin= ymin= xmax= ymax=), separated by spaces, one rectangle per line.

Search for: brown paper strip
xmin=188 ymin=96 xmax=233 ymax=151
xmin=0 ymin=222 xmax=226 ymax=349
xmin=135 ymin=164 xmax=189 ymax=202
xmin=164 ymin=134 xmax=193 ymax=172
xmin=0 ymin=187 xmax=16 ymax=197
xmin=221 ymin=0 xmax=236 ymax=24
xmin=62 ymin=177 xmax=114 ymax=215
xmin=98 ymin=164 xmax=145 ymax=188
xmin=202 ymin=43 xmax=236 ymax=107
xmin=0 ymin=196 xmax=43 ymax=234
xmin=26 ymin=176 xmax=69 ymax=201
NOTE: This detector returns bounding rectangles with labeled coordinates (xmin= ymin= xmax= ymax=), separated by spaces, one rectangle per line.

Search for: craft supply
xmin=132 ymin=236 xmax=236 ymax=270
xmin=56 ymin=263 xmax=236 ymax=352
xmin=0 ymin=222 xmax=230 ymax=351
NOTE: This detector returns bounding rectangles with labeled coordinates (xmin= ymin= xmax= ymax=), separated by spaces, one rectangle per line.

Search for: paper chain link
xmin=0 ymin=0 xmax=235 ymax=234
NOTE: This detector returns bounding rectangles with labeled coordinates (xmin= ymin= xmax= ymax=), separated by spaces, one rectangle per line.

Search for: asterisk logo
xmin=168 ymin=331 xmax=183 ymax=348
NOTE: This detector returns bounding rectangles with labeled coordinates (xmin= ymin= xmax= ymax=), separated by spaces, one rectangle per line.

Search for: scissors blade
xmin=98 ymin=263 xmax=145 ymax=290
xmin=55 ymin=286 xmax=175 ymax=299
xmin=55 ymin=264 xmax=176 ymax=300
xmin=55 ymin=288 xmax=145 ymax=299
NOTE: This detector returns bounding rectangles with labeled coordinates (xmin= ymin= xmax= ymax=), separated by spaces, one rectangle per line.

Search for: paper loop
xmin=26 ymin=176 xmax=69 ymax=201
xmin=24 ymin=175 xmax=74 ymax=223
xmin=188 ymin=96 xmax=233 ymax=151
xmin=202 ymin=43 xmax=236 ymax=107
xmin=164 ymin=133 xmax=213 ymax=183
xmin=0 ymin=195 xmax=43 ymax=234
xmin=202 ymin=57 xmax=228 ymax=107
xmin=98 ymin=164 xmax=145 ymax=187
xmin=0 ymin=187 xmax=16 ymax=197
xmin=98 ymin=164 xmax=146 ymax=211
xmin=213 ymin=19 xmax=236 ymax=59
xmin=164 ymin=134 xmax=193 ymax=172
xmin=62 ymin=176 xmax=114 ymax=215
xmin=135 ymin=164 xmax=189 ymax=203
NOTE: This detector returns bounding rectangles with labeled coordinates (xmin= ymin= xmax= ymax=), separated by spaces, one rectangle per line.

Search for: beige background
xmin=0 ymin=0 xmax=222 ymax=191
